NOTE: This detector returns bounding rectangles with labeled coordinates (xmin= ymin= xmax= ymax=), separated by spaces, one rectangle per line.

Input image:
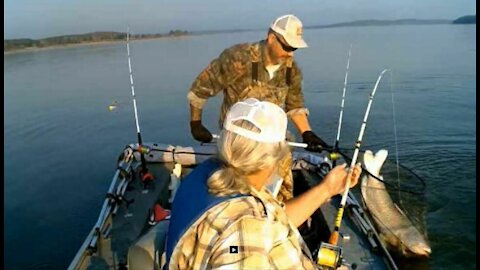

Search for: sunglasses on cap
xmin=274 ymin=34 xmax=297 ymax=52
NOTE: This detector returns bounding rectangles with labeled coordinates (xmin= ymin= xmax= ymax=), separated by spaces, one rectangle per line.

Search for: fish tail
xmin=363 ymin=149 xmax=388 ymax=176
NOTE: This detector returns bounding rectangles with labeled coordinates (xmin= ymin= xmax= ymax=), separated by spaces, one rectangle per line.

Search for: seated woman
xmin=166 ymin=98 xmax=361 ymax=269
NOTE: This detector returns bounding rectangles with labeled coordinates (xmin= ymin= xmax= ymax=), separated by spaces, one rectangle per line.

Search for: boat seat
xmin=127 ymin=219 xmax=169 ymax=270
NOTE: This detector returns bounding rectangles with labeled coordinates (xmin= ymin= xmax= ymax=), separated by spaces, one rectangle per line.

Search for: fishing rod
xmin=212 ymin=134 xmax=324 ymax=149
xmin=329 ymin=68 xmax=389 ymax=244
xmin=126 ymin=27 xmax=154 ymax=184
xmin=316 ymin=69 xmax=390 ymax=269
xmin=331 ymin=44 xmax=352 ymax=166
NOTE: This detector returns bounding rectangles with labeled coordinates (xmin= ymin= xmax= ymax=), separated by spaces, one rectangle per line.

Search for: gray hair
xmin=208 ymin=120 xmax=290 ymax=196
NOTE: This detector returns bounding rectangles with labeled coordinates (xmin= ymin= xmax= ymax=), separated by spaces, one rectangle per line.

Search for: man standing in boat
xmin=187 ymin=14 xmax=329 ymax=203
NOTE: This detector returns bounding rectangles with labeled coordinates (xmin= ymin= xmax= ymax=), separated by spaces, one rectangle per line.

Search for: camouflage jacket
xmin=187 ymin=40 xmax=309 ymax=127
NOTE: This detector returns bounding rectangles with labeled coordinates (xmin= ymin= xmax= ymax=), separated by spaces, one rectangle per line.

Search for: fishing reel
xmin=117 ymin=147 xmax=134 ymax=164
xmin=133 ymin=144 xmax=154 ymax=184
xmin=138 ymin=145 xmax=151 ymax=155
xmin=328 ymin=152 xmax=340 ymax=163
xmin=326 ymin=148 xmax=343 ymax=168
xmin=316 ymin=242 xmax=343 ymax=270
xmin=140 ymin=170 xmax=154 ymax=182
xmin=315 ymin=156 xmax=333 ymax=178
xmin=316 ymin=242 xmax=358 ymax=270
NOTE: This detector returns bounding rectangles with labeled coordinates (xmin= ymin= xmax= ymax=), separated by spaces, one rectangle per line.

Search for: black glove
xmin=302 ymin=131 xmax=330 ymax=152
xmin=190 ymin=120 xmax=213 ymax=143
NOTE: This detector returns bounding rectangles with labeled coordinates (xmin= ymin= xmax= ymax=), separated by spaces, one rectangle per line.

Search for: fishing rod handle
xmin=212 ymin=134 xmax=308 ymax=148
xmin=330 ymin=166 xmax=355 ymax=245
xmin=328 ymin=232 xmax=339 ymax=246
xmin=328 ymin=206 xmax=344 ymax=245
xmin=287 ymin=142 xmax=308 ymax=148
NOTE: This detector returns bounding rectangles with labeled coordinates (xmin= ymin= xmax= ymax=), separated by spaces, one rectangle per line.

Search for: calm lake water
xmin=4 ymin=25 xmax=476 ymax=269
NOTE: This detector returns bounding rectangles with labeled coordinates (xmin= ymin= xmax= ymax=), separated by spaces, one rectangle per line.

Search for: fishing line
xmin=327 ymin=46 xmax=424 ymax=196
xmin=389 ymin=70 xmax=402 ymax=203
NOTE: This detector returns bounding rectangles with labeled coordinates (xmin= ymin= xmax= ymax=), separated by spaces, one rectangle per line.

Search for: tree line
xmin=4 ymin=30 xmax=189 ymax=52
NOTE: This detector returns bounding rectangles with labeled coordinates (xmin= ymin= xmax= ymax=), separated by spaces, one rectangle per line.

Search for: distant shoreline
xmin=3 ymin=36 xmax=189 ymax=55
xmin=4 ymin=40 xmax=122 ymax=55
xmin=306 ymin=18 xmax=452 ymax=29
xmin=5 ymin=17 xmax=475 ymax=55
xmin=4 ymin=30 xmax=190 ymax=55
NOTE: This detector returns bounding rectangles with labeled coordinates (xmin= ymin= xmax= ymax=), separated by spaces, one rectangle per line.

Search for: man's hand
xmin=190 ymin=120 xmax=213 ymax=143
xmin=302 ymin=131 xmax=331 ymax=152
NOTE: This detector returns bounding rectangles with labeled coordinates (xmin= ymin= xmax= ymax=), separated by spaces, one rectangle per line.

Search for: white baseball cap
xmin=270 ymin=14 xmax=308 ymax=49
xmin=224 ymin=98 xmax=287 ymax=143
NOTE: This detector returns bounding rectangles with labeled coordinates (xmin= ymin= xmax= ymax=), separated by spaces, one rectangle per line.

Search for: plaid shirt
xmin=168 ymin=187 xmax=317 ymax=270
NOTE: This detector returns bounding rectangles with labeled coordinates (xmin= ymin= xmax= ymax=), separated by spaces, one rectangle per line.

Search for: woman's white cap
xmin=224 ymin=98 xmax=287 ymax=143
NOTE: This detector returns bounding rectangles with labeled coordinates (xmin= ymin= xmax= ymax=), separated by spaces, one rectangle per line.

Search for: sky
xmin=4 ymin=0 xmax=476 ymax=39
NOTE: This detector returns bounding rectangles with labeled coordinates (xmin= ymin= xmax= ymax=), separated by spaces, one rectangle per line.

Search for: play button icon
xmin=229 ymin=246 xmax=239 ymax=254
